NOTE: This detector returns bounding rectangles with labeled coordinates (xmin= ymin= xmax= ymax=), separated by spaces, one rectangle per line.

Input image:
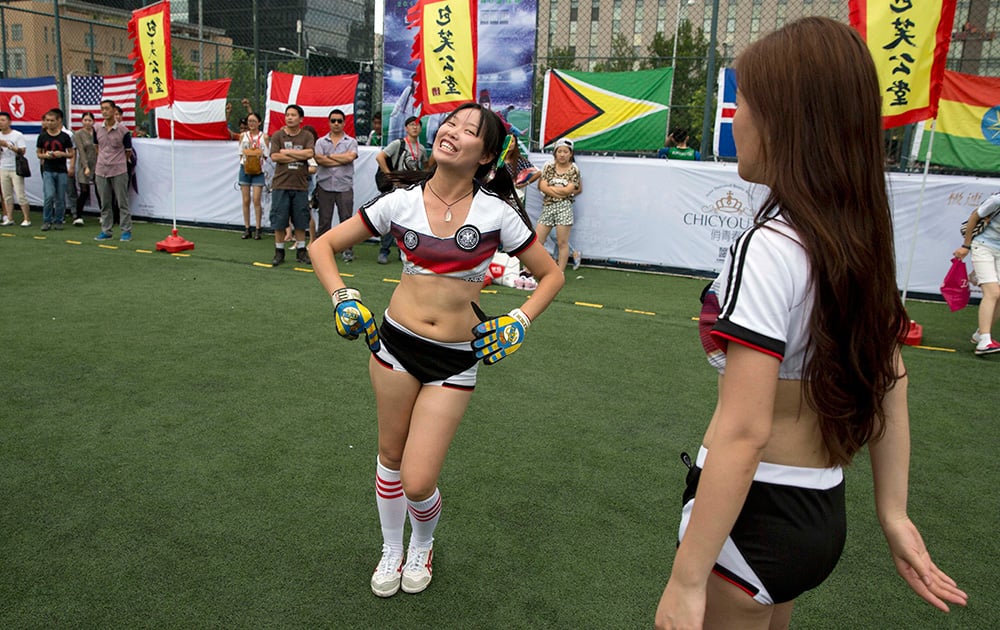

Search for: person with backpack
xmin=374 ymin=116 xmax=428 ymax=264
xmin=238 ymin=112 xmax=267 ymax=240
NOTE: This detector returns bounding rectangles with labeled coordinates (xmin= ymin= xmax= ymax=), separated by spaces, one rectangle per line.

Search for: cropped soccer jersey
xmin=700 ymin=215 xmax=814 ymax=380
xmin=359 ymin=183 xmax=535 ymax=283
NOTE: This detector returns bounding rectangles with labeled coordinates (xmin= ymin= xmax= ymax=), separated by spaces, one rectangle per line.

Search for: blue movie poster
xmin=382 ymin=0 xmax=538 ymax=147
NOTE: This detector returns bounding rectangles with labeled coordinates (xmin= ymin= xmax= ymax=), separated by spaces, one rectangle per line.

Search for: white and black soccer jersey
xmin=359 ymin=183 xmax=535 ymax=283
xmin=972 ymin=191 xmax=1000 ymax=250
xmin=701 ymin=215 xmax=814 ymax=380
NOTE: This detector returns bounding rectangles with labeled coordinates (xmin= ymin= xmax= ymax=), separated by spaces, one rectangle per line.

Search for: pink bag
xmin=941 ymin=257 xmax=970 ymax=311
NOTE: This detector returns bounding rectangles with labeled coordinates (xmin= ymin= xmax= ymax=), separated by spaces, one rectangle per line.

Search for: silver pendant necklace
xmin=427 ymin=182 xmax=473 ymax=222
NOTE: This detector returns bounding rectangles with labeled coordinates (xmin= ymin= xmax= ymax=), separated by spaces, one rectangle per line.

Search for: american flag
xmin=68 ymin=74 xmax=137 ymax=131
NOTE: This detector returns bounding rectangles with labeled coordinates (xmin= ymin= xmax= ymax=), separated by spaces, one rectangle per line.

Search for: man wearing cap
xmin=314 ymin=108 xmax=359 ymax=259
xmin=374 ymin=115 xmax=428 ymax=264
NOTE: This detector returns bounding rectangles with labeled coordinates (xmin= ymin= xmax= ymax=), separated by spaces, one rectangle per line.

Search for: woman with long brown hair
xmin=655 ymin=18 xmax=966 ymax=629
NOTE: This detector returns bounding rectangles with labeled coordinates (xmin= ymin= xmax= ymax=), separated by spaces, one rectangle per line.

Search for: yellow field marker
xmin=340 ymin=272 xmax=354 ymax=277
xmin=252 ymin=261 xmax=272 ymax=268
xmin=293 ymin=267 xmax=314 ymax=273
xmin=33 ymin=236 xmax=46 ymax=240
xmin=135 ymin=249 xmax=153 ymax=254
xmin=65 ymin=240 xmax=82 ymax=245
xmin=171 ymin=252 xmax=191 ymax=257
xmin=2 ymin=232 xmax=15 ymax=237
xmin=383 ymin=278 xmax=401 ymax=284
xmin=912 ymin=345 xmax=956 ymax=353
xmin=480 ymin=289 xmax=497 ymax=294
xmin=625 ymin=308 xmax=656 ymax=316
xmin=98 ymin=244 xmax=117 ymax=249
xmin=574 ymin=301 xmax=604 ymax=309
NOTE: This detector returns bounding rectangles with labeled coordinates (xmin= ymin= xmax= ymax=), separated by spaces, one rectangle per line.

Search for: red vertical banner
xmin=849 ymin=0 xmax=957 ymax=129
xmin=407 ymin=0 xmax=478 ymax=116
xmin=128 ymin=1 xmax=174 ymax=111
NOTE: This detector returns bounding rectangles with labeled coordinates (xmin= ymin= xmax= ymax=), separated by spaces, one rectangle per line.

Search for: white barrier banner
xmin=19 ymin=138 xmax=998 ymax=295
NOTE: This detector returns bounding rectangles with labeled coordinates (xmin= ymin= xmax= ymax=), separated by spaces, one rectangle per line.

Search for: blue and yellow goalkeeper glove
xmin=332 ymin=288 xmax=380 ymax=352
xmin=470 ymin=302 xmax=531 ymax=365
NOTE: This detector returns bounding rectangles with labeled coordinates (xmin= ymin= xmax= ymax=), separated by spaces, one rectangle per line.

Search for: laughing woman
xmin=309 ymin=103 xmax=563 ymax=597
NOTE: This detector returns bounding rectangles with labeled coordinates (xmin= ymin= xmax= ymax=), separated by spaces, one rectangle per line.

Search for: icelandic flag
xmin=713 ymin=68 xmax=737 ymax=159
xmin=265 ymin=71 xmax=359 ymax=138
xmin=155 ymin=78 xmax=232 ymax=140
xmin=0 ymin=76 xmax=59 ymax=134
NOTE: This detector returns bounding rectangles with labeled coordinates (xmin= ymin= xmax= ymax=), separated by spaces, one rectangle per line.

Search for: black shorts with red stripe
xmin=678 ymin=447 xmax=846 ymax=605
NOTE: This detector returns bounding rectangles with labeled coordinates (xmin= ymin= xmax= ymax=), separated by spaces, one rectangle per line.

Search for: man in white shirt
xmin=0 ymin=111 xmax=31 ymax=226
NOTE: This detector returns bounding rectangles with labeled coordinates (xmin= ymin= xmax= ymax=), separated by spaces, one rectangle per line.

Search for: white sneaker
xmin=0 ymin=216 xmax=12 ymax=226
xmin=572 ymin=250 xmax=582 ymax=270
xmin=971 ymin=330 xmax=981 ymax=345
xmin=370 ymin=544 xmax=404 ymax=598
xmin=401 ymin=543 xmax=434 ymax=594
xmin=20 ymin=219 xmax=31 ymax=227
xmin=73 ymin=217 xmax=84 ymax=226
xmin=975 ymin=340 xmax=1000 ymax=356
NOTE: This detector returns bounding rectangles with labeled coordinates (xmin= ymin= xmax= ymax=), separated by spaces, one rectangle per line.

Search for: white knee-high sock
xmin=375 ymin=456 xmax=406 ymax=554
xmin=407 ymin=488 xmax=442 ymax=548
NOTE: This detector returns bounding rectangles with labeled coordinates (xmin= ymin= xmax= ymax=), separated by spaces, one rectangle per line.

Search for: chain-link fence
xmin=0 ymin=1 xmax=372 ymax=134
xmin=4 ymin=1 xmax=998 ymax=172
xmin=539 ymin=0 xmax=1000 ymax=171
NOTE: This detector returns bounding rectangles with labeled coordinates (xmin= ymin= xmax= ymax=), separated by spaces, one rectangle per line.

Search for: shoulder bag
xmin=15 ymin=151 xmax=30 ymax=177
xmin=242 ymin=132 xmax=264 ymax=176
xmin=375 ymin=140 xmax=404 ymax=193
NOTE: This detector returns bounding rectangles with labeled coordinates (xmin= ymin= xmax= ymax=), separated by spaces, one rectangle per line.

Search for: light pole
xmin=664 ymin=0 xmax=694 ymax=141
xmin=197 ymin=0 xmax=204 ymax=80
xmin=278 ymin=45 xmax=316 ymax=74
xmin=699 ymin=0 xmax=721 ymax=159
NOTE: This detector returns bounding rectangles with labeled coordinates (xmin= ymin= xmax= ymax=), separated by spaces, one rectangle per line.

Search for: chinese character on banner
xmin=849 ymin=0 xmax=957 ymax=129
xmin=407 ymin=0 xmax=477 ymax=115
xmin=127 ymin=0 xmax=174 ymax=111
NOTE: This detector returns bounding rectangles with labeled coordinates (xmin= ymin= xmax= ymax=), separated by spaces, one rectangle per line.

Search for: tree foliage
xmin=593 ymin=33 xmax=637 ymax=72
xmin=641 ymin=21 xmax=713 ymax=146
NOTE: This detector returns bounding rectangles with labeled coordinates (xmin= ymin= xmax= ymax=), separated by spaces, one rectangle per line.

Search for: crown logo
xmin=712 ymin=191 xmax=746 ymax=214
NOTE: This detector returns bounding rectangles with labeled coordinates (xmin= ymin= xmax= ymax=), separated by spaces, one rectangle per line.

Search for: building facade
xmin=538 ymin=0 xmax=999 ymax=76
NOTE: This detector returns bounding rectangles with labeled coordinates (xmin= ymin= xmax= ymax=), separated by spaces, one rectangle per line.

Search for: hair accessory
xmin=482 ymin=166 xmax=497 ymax=184
xmin=495 ymin=134 xmax=515 ymax=168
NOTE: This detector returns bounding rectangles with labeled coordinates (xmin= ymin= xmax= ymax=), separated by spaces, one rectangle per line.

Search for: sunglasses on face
xmin=329 ymin=119 xmax=344 ymax=124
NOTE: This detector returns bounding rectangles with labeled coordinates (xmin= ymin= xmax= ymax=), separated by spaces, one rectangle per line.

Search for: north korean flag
xmin=0 ymin=76 xmax=59 ymax=134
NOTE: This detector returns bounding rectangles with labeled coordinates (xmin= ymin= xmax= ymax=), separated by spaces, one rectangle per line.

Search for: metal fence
xmin=540 ymin=0 xmax=1000 ymax=171
xmin=0 ymin=0 xmax=370 ymax=134
xmin=4 ymin=0 xmax=998 ymax=172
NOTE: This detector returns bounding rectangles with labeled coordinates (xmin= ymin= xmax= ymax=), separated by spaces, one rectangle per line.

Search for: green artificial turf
xmin=0 ymin=219 xmax=993 ymax=628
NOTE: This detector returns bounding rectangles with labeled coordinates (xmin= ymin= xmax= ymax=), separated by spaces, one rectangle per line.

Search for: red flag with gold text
xmin=849 ymin=0 xmax=957 ymax=129
xmin=406 ymin=0 xmax=478 ymax=116
xmin=127 ymin=1 xmax=174 ymax=111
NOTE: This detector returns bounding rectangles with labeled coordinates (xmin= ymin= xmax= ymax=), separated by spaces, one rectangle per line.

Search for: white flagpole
xmin=171 ymin=107 xmax=176 ymax=230
xmin=900 ymin=118 xmax=937 ymax=305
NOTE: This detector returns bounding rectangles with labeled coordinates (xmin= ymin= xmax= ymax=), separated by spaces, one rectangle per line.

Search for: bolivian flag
xmin=540 ymin=68 xmax=671 ymax=152
xmin=916 ymin=70 xmax=1000 ymax=173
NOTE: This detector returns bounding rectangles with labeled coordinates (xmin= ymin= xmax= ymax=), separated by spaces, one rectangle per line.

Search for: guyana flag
xmin=915 ymin=70 xmax=1000 ymax=173
xmin=540 ymin=68 xmax=671 ymax=152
